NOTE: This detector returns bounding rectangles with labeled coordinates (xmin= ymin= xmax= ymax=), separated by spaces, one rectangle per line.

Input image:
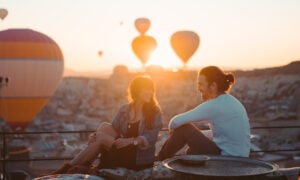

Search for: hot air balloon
xmin=134 ymin=18 xmax=151 ymax=35
xmin=0 ymin=29 xmax=64 ymax=131
xmin=170 ymin=31 xmax=200 ymax=66
xmin=98 ymin=50 xmax=103 ymax=57
xmin=0 ymin=8 xmax=8 ymax=20
xmin=132 ymin=35 xmax=157 ymax=67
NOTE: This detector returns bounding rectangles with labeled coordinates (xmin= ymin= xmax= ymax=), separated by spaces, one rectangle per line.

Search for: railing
xmin=1 ymin=126 xmax=300 ymax=179
xmin=0 ymin=130 xmax=93 ymax=179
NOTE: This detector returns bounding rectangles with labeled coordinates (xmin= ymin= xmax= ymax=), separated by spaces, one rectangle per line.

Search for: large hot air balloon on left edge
xmin=0 ymin=29 xmax=64 ymax=132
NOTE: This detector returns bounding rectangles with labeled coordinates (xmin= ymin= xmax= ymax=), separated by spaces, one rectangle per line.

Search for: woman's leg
xmin=70 ymin=122 xmax=118 ymax=166
xmin=158 ymin=123 xmax=220 ymax=161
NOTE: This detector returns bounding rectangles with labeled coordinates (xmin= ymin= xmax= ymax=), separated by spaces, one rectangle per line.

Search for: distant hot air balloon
xmin=134 ymin=18 xmax=151 ymax=35
xmin=132 ymin=35 xmax=157 ymax=67
xmin=170 ymin=31 xmax=200 ymax=66
xmin=0 ymin=29 xmax=64 ymax=131
xmin=0 ymin=8 xmax=8 ymax=20
xmin=98 ymin=50 xmax=103 ymax=57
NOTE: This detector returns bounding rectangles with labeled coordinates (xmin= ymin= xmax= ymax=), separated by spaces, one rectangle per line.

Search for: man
xmin=158 ymin=66 xmax=250 ymax=161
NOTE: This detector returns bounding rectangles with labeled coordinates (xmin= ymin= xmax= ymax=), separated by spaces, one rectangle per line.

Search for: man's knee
xmin=176 ymin=123 xmax=194 ymax=133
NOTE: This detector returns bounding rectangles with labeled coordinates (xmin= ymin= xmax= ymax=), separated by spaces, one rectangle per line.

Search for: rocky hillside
xmin=22 ymin=61 xmax=299 ymax=132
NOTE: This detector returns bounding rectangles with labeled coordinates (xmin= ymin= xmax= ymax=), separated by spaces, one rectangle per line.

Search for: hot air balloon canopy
xmin=170 ymin=31 xmax=200 ymax=65
xmin=0 ymin=29 xmax=64 ymax=131
xmin=132 ymin=35 xmax=157 ymax=66
xmin=134 ymin=18 xmax=151 ymax=35
xmin=0 ymin=8 xmax=8 ymax=20
xmin=98 ymin=50 xmax=103 ymax=57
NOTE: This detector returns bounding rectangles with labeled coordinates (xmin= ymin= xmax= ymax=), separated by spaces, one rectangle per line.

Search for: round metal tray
xmin=163 ymin=155 xmax=278 ymax=177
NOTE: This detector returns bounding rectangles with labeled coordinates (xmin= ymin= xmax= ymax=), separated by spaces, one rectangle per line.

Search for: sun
xmin=147 ymin=42 xmax=183 ymax=69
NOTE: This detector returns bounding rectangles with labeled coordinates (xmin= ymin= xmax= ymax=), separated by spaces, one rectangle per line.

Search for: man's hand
xmin=113 ymin=138 xmax=133 ymax=149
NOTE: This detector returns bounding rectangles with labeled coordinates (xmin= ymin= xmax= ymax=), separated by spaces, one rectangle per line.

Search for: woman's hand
xmin=113 ymin=138 xmax=133 ymax=149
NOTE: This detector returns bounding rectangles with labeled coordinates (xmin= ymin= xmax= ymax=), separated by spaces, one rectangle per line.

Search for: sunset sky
xmin=1 ymin=0 xmax=300 ymax=73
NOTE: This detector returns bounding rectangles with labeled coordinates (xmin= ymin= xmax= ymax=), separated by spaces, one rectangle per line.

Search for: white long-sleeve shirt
xmin=169 ymin=94 xmax=251 ymax=157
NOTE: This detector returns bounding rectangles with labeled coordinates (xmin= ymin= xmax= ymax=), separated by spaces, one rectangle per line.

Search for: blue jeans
xmin=158 ymin=123 xmax=221 ymax=161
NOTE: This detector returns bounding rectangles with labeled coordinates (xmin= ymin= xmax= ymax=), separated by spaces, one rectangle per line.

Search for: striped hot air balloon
xmin=0 ymin=29 xmax=64 ymax=131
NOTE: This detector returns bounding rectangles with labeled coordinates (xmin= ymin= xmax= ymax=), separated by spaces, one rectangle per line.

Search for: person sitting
xmin=158 ymin=66 xmax=251 ymax=161
xmin=52 ymin=75 xmax=163 ymax=174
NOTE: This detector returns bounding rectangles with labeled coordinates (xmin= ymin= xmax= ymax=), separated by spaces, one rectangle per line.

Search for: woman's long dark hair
xmin=128 ymin=76 xmax=161 ymax=129
xmin=199 ymin=66 xmax=235 ymax=93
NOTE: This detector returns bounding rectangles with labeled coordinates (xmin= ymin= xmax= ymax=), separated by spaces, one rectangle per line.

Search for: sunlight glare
xmin=147 ymin=42 xmax=182 ymax=68
xmin=172 ymin=68 xmax=179 ymax=72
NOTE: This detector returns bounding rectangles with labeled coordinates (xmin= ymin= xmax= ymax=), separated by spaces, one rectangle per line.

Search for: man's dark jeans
xmin=158 ymin=123 xmax=221 ymax=161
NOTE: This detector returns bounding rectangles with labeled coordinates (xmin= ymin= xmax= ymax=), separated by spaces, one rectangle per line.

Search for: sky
xmin=1 ymin=0 xmax=300 ymax=73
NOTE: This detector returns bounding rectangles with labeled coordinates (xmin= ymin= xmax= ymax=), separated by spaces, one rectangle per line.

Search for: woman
xmin=158 ymin=66 xmax=250 ymax=160
xmin=53 ymin=75 xmax=162 ymax=174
